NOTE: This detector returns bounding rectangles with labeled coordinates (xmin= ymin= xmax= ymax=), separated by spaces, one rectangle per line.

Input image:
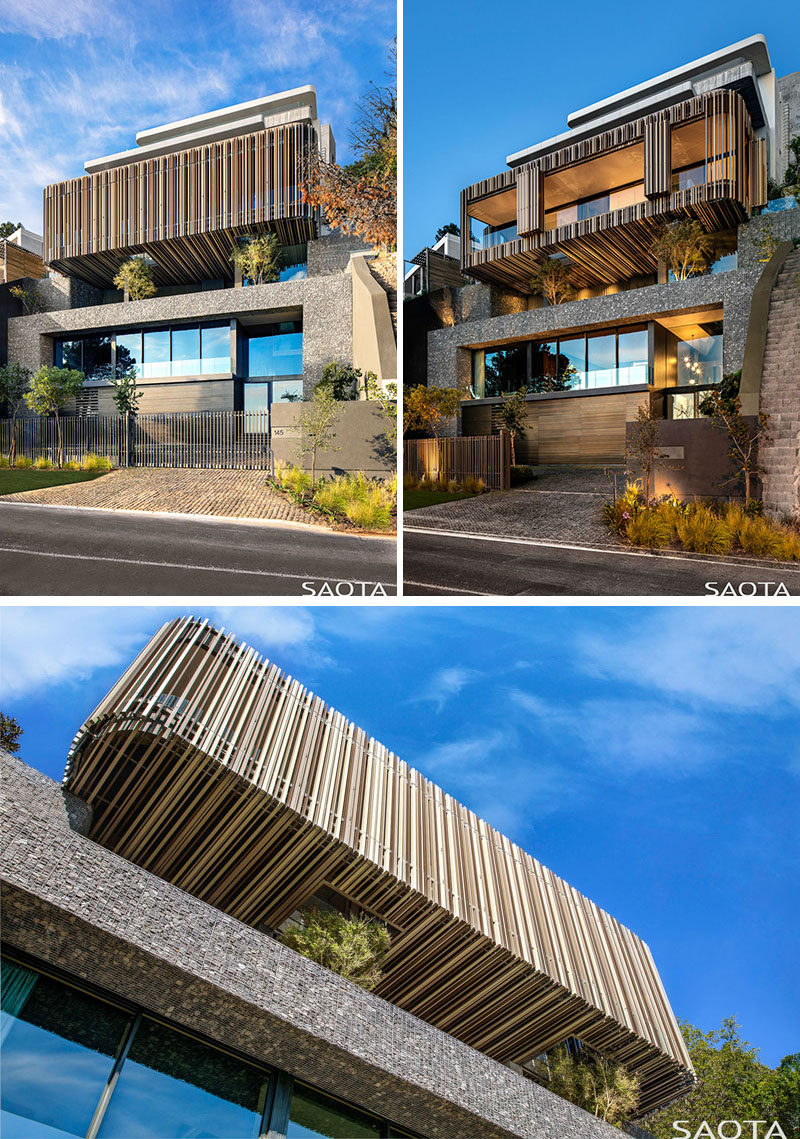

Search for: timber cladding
xmin=461 ymin=90 xmax=763 ymax=292
xmin=43 ymin=124 xmax=318 ymax=288
xmin=1 ymin=240 xmax=46 ymax=284
xmin=462 ymin=390 xmax=647 ymax=464
xmin=64 ymin=617 xmax=695 ymax=1114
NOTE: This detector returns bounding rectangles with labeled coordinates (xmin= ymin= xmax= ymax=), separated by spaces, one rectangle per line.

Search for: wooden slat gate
xmin=404 ymin=433 xmax=510 ymax=491
xmin=1 ymin=411 xmax=273 ymax=471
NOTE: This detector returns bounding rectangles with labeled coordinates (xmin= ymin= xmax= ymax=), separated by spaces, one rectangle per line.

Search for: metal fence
xmin=404 ymin=433 xmax=510 ymax=491
xmin=1 ymin=411 xmax=273 ymax=471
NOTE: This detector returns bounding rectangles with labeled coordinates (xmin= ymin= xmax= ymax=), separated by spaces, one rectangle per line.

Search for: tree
xmin=0 ymin=361 xmax=32 ymax=464
xmin=279 ymin=907 xmax=390 ymax=991
xmin=698 ymin=388 xmax=769 ymax=507
xmin=651 ymin=220 xmax=716 ymax=280
xmin=625 ymin=400 xmax=664 ymax=503
xmin=9 ymin=284 xmax=45 ymax=314
xmin=646 ymin=1019 xmax=798 ymax=1139
xmin=301 ymin=43 xmax=396 ymax=249
xmin=316 ymin=362 xmax=362 ymax=400
xmin=0 ymin=712 xmax=23 ymax=754
xmin=529 ymin=257 xmax=577 ymax=305
xmin=297 ymin=385 xmax=341 ymax=482
xmin=230 ymin=233 xmax=283 ymax=285
xmin=0 ymin=221 xmax=23 ymax=238
xmin=23 ymin=365 xmax=85 ymax=468
xmin=497 ymin=388 xmax=528 ymax=465
xmin=110 ymin=367 xmax=143 ymax=416
xmin=435 ymin=223 xmax=460 ymax=241
xmin=403 ymin=385 xmax=462 ymax=439
xmin=548 ymin=1047 xmax=640 ymax=1127
xmin=113 ymin=257 xmax=157 ymax=301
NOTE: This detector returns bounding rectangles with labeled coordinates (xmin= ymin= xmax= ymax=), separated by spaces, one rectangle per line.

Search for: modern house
xmin=416 ymin=36 xmax=800 ymax=513
xmin=1 ymin=617 xmax=693 ymax=1138
xmin=5 ymin=88 xmax=396 ymax=429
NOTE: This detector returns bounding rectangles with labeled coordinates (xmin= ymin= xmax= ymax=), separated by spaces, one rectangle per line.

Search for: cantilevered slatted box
xmin=65 ymin=617 xmax=694 ymax=1113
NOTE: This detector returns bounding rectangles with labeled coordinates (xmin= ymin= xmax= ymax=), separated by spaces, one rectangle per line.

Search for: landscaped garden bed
xmin=0 ymin=453 xmax=113 ymax=497
xmin=603 ymin=482 xmax=800 ymax=561
xmin=269 ymin=465 xmax=396 ymax=533
xmin=402 ymin=472 xmax=485 ymax=511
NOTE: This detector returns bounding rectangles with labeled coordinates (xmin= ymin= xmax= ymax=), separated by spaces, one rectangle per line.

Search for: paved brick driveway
xmin=403 ymin=466 xmax=623 ymax=547
xmin=0 ymin=468 xmax=313 ymax=525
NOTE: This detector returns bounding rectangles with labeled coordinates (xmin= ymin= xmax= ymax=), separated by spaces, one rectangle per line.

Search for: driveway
xmin=404 ymin=466 xmax=622 ymax=547
xmin=0 ymin=468 xmax=311 ymax=524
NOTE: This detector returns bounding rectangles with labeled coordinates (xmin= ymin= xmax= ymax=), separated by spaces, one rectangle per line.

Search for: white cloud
xmin=0 ymin=0 xmax=128 ymax=41
xmin=0 ymin=606 xmax=156 ymax=701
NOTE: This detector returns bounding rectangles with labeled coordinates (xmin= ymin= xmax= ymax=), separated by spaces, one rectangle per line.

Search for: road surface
xmin=0 ymin=504 xmax=397 ymax=596
xmin=403 ymin=529 xmax=800 ymax=597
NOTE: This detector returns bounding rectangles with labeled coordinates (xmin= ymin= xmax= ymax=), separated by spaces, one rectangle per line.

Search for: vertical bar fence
xmin=404 ymin=433 xmax=510 ymax=491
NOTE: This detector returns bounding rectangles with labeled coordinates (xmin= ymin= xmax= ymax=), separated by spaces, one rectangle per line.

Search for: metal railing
xmin=404 ymin=433 xmax=510 ymax=491
xmin=1 ymin=411 xmax=273 ymax=471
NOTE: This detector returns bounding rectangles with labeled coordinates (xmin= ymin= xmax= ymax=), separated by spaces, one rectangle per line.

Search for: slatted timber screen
xmin=1 ymin=240 xmax=46 ymax=284
xmin=516 ymin=164 xmax=543 ymax=235
xmin=0 ymin=411 xmax=272 ymax=469
xmin=404 ymin=434 xmax=510 ymax=490
xmin=132 ymin=411 xmax=272 ymax=470
xmin=63 ymin=617 xmax=695 ymax=1113
xmin=461 ymin=90 xmax=763 ymax=293
xmin=0 ymin=415 xmax=125 ymax=465
xmin=43 ymin=124 xmax=318 ymax=287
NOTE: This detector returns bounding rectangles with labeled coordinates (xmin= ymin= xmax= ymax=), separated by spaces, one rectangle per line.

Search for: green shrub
xmin=275 ymin=462 xmax=312 ymax=497
xmin=279 ymin=908 xmax=390 ymax=991
xmin=403 ymin=471 xmax=419 ymax=491
xmin=510 ymin=464 xmax=535 ymax=486
xmin=737 ymin=515 xmax=784 ymax=559
xmin=313 ymin=473 xmax=393 ymax=530
xmin=82 ymin=452 xmax=112 ymax=471
xmin=720 ymin=501 xmax=748 ymax=544
xmin=774 ymin=528 xmax=800 ymax=560
xmin=344 ymin=496 xmax=393 ymax=530
xmin=0 ymin=456 xmax=9 ymax=468
xmin=13 ymin=456 xmax=33 ymax=469
xmin=676 ymin=506 xmax=732 ymax=554
xmin=419 ymin=473 xmax=435 ymax=491
xmin=63 ymin=460 xmax=82 ymax=471
xmin=33 ymin=456 xmax=54 ymax=470
xmin=462 ymin=475 xmax=485 ymax=495
xmin=626 ymin=508 xmax=672 ymax=549
xmin=383 ymin=473 xmax=397 ymax=499
xmin=653 ymin=496 xmax=685 ymax=539
xmin=601 ymin=499 xmax=630 ymax=535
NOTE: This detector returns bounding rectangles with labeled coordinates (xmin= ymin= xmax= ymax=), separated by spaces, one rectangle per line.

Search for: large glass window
xmin=529 ymin=341 xmax=561 ymax=391
xmin=97 ymin=1018 xmax=267 ymax=1139
xmin=288 ymin=1085 xmax=383 ymax=1139
xmin=201 ymin=324 xmax=231 ymax=374
xmin=171 ymin=327 xmax=201 ymax=376
xmin=0 ymin=961 xmax=133 ymax=1139
xmin=483 ymin=345 xmax=527 ymax=397
xmin=116 ymin=332 xmax=142 ymax=376
xmin=469 ymin=215 xmax=518 ymax=250
xmin=676 ymin=328 xmax=723 ymax=386
xmin=247 ymin=322 xmax=303 ymax=378
xmin=558 ymin=338 xmax=586 ymax=388
xmin=586 ymin=333 xmax=616 ymax=388
xmin=617 ymin=327 xmax=649 ymax=385
xmin=142 ymin=329 xmax=170 ymax=378
xmin=81 ymin=335 xmax=112 ymax=379
xmin=57 ymin=340 xmax=83 ymax=371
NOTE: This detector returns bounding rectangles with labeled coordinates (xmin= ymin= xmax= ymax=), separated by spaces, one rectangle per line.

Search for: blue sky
xmin=1 ymin=604 xmax=798 ymax=1068
xmin=0 ymin=0 xmax=395 ymax=231
xmin=404 ymin=1 xmax=800 ymax=258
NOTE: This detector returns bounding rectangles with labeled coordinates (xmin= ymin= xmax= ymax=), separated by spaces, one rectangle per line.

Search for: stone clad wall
xmin=1 ymin=750 xmax=625 ymax=1139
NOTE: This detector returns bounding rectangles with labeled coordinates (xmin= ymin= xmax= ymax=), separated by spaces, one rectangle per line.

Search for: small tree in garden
xmin=625 ymin=400 xmax=664 ymax=503
xmin=0 ymin=361 xmax=32 ymax=464
xmin=651 ymin=220 xmax=716 ymax=280
xmin=23 ymin=365 xmax=85 ymax=468
xmin=0 ymin=712 xmax=23 ymax=754
xmin=297 ymin=385 xmax=341 ymax=482
xmin=9 ymin=284 xmax=45 ymax=314
xmin=113 ymin=257 xmax=157 ymax=300
xmin=497 ymin=388 xmax=528 ymax=465
xmin=698 ymin=387 xmax=769 ymax=507
xmin=230 ymin=233 xmax=283 ymax=285
xmin=110 ymin=367 xmax=143 ymax=416
xmin=280 ymin=907 xmax=390 ymax=991
xmin=548 ymin=1047 xmax=640 ymax=1127
xmin=529 ymin=257 xmax=576 ymax=306
xmin=403 ymin=385 xmax=462 ymax=439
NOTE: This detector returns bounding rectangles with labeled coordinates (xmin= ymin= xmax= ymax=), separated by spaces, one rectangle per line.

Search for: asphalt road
xmin=0 ymin=504 xmax=397 ymax=596
xmin=403 ymin=529 xmax=800 ymax=597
